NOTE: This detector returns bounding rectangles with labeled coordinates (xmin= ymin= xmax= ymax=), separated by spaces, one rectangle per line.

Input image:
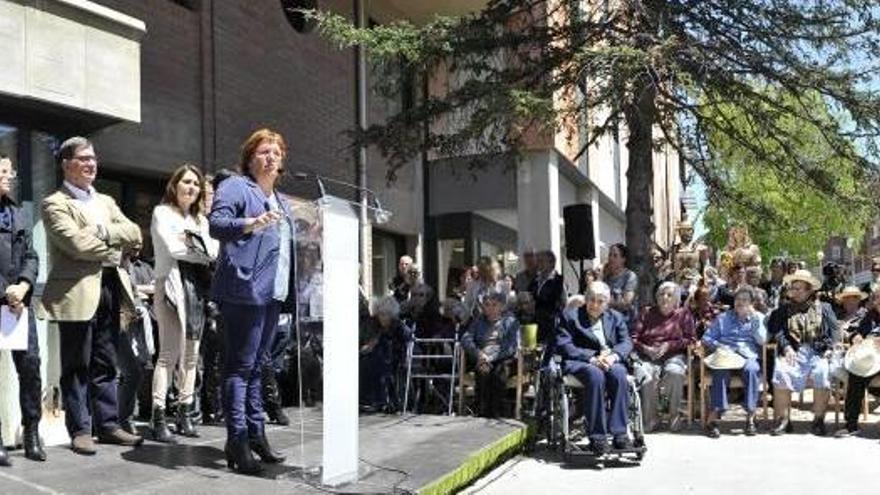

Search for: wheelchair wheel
xmin=559 ymin=386 xmax=570 ymax=453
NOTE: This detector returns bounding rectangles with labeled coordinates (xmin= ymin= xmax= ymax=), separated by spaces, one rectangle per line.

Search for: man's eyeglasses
xmin=70 ymin=155 xmax=98 ymax=165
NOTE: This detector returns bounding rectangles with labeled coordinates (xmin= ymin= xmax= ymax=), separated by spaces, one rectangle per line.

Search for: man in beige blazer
xmin=39 ymin=136 xmax=144 ymax=455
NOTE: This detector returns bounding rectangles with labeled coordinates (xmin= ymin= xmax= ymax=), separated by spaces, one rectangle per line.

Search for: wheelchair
xmin=532 ymin=353 xmax=648 ymax=466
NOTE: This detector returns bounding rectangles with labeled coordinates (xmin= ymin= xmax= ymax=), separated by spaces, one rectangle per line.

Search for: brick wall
xmin=88 ymin=0 xmax=359 ymax=197
xmin=89 ymin=0 xmax=203 ymax=177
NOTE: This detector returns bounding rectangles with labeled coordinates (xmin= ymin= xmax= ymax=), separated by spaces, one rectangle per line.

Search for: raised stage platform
xmin=0 ymin=407 xmax=528 ymax=495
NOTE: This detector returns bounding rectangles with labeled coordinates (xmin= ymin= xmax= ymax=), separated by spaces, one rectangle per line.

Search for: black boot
xmin=176 ymin=403 xmax=199 ymax=438
xmin=262 ymin=368 xmax=290 ymax=426
xmin=0 ymin=431 xmax=10 ymax=467
xmin=225 ymin=437 xmax=263 ymax=475
xmin=249 ymin=429 xmax=286 ymax=464
xmin=23 ymin=424 xmax=46 ymax=462
xmin=151 ymin=406 xmax=176 ymax=444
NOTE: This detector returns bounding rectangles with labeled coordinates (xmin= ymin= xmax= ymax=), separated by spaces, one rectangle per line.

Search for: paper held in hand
xmin=0 ymin=305 xmax=28 ymax=350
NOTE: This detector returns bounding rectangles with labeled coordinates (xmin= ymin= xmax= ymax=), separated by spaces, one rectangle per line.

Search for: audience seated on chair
xmin=769 ymin=270 xmax=838 ymax=437
xmin=701 ymin=286 xmax=766 ymax=438
xmin=461 ymin=290 xmax=521 ymax=418
xmin=835 ymin=287 xmax=880 ymax=437
xmin=556 ymin=281 xmax=633 ymax=455
xmin=359 ymin=296 xmax=411 ymax=413
xmin=632 ymin=281 xmax=696 ymax=432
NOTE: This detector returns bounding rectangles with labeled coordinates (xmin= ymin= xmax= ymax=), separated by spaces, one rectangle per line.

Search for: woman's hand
xmin=8 ymin=299 xmax=24 ymax=317
xmin=6 ymin=281 xmax=31 ymax=306
xmin=244 ymin=210 xmax=283 ymax=234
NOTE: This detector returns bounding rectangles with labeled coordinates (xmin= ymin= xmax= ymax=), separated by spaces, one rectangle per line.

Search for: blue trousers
xmin=221 ymin=301 xmax=280 ymax=440
xmin=59 ymin=269 xmax=121 ymax=437
xmin=710 ymin=358 xmax=761 ymax=413
xmin=564 ymin=361 xmax=629 ymax=441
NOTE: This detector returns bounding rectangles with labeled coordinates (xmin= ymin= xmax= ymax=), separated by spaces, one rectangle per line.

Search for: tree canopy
xmin=701 ymin=90 xmax=875 ymax=264
xmin=311 ymin=0 xmax=880 ymax=300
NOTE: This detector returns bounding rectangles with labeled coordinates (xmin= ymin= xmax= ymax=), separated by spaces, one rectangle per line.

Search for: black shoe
xmin=249 ymin=430 xmax=286 ymax=464
xmin=262 ymin=368 xmax=290 ymax=426
xmin=588 ymin=437 xmax=608 ymax=455
xmin=705 ymin=421 xmax=721 ymax=439
xmin=119 ymin=420 xmax=137 ymax=436
xmin=834 ymin=425 xmax=860 ymax=438
xmin=202 ymin=412 xmax=222 ymax=425
xmin=176 ymin=403 xmax=200 ymax=438
xmin=612 ymin=435 xmax=633 ymax=450
xmin=771 ymin=418 xmax=792 ymax=436
xmin=225 ymin=437 xmax=263 ymax=475
xmin=810 ymin=418 xmax=827 ymax=437
xmin=267 ymin=406 xmax=291 ymax=426
xmin=151 ymin=406 xmax=176 ymax=444
xmin=23 ymin=424 xmax=46 ymax=462
xmin=0 ymin=433 xmax=10 ymax=467
xmin=744 ymin=417 xmax=757 ymax=437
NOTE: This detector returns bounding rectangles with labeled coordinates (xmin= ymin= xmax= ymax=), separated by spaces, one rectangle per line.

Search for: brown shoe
xmin=71 ymin=434 xmax=97 ymax=455
xmin=97 ymin=427 xmax=144 ymax=447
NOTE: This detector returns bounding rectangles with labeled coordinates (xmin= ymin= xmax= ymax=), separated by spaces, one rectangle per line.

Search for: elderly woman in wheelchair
xmin=701 ymin=286 xmax=767 ymax=438
xmin=555 ymin=281 xmax=635 ymax=455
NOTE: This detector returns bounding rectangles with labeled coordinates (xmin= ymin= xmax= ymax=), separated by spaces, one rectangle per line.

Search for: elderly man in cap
xmin=834 ymin=287 xmax=880 ymax=437
xmin=701 ymin=286 xmax=767 ymax=438
xmin=769 ymin=269 xmax=839 ymax=436
xmin=556 ymin=281 xmax=633 ymax=454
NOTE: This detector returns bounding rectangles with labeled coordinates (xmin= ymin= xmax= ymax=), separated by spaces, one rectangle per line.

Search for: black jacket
xmin=770 ymin=300 xmax=837 ymax=354
xmin=0 ymin=196 xmax=38 ymax=306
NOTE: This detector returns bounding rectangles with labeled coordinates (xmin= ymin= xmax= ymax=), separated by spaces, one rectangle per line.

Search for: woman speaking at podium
xmin=209 ymin=128 xmax=297 ymax=475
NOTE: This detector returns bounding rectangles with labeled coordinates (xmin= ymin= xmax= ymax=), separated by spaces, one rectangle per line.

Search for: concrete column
xmin=517 ymin=151 xmax=561 ymax=270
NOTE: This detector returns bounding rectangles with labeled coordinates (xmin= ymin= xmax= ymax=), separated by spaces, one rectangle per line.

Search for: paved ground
xmin=463 ymin=421 xmax=880 ymax=495
xmin=0 ymin=407 xmax=525 ymax=494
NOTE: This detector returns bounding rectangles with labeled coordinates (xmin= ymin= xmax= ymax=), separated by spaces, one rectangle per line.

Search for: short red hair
xmin=239 ymin=128 xmax=288 ymax=174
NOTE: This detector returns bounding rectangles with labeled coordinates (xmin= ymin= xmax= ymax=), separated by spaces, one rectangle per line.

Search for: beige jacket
xmin=37 ymin=185 xmax=142 ymax=323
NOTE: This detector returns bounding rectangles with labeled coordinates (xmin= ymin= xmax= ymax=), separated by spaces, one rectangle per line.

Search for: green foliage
xmin=702 ymin=91 xmax=874 ymax=263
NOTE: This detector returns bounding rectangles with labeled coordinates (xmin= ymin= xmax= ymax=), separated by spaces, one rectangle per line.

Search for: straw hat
xmin=844 ymin=338 xmax=880 ymax=378
xmin=836 ymin=286 xmax=867 ymax=303
xmin=704 ymin=346 xmax=746 ymax=370
xmin=783 ymin=269 xmax=820 ymax=291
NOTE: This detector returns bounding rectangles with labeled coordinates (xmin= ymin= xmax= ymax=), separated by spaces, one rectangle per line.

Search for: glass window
xmin=439 ymin=239 xmax=466 ymax=299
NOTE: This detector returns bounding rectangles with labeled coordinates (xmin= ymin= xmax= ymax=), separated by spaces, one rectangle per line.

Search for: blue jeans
xmin=710 ymin=358 xmax=761 ymax=413
xmin=221 ymin=301 xmax=280 ymax=440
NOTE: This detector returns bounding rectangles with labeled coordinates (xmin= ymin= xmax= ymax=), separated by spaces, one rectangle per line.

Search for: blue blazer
xmin=209 ymin=174 xmax=296 ymax=310
xmin=556 ymin=307 xmax=633 ymax=363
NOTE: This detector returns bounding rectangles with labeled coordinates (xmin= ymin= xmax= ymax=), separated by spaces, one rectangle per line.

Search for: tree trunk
xmin=624 ymin=74 xmax=658 ymax=310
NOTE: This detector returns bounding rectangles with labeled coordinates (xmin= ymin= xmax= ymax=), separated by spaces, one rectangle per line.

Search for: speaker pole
xmin=579 ymin=259 xmax=585 ymax=294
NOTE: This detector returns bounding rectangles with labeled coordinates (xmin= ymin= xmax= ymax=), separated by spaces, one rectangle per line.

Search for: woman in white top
xmin=150 ymin=164 xmax=218 ymax=442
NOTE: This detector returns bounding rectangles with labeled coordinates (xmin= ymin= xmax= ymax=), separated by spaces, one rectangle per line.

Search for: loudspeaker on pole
xmin=563 ymin=204 xmax=595 ymax=261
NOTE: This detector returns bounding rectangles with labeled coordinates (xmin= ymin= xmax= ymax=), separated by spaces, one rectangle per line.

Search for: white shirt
xmin=64 ymin=180 xmax=108 ymax=227
xmin=151 ymin=204 xmax=217 ymax=279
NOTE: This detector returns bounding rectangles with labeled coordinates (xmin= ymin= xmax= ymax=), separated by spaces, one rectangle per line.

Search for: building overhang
xmin=0 ymin=0 xmax=145 ymax=127
xmin=554 ymin=148 xmax=626 ymax=223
